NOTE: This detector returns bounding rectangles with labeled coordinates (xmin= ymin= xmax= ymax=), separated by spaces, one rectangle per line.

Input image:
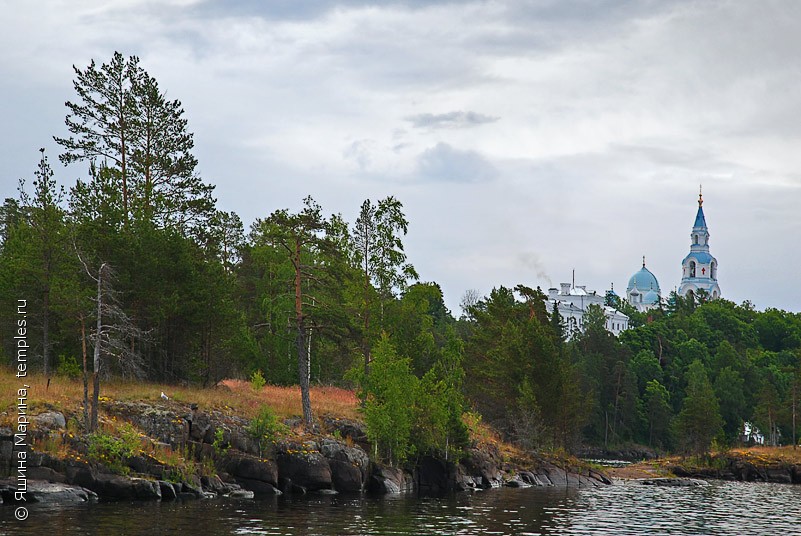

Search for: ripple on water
xmin=2 ymin=480 xmax=800 ymax=535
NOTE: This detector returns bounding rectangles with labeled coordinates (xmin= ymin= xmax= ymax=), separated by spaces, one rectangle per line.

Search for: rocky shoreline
xmin=0 ymin=401 xmax=609 ymax=505
xmin=606 ymin=451 xmax=801 ymax=485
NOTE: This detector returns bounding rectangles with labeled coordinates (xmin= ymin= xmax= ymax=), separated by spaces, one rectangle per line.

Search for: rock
xmin=27 ymin=466 xmax=66 ymax=483
xmin=226 ymin=488 xmax=255 ymax=499
xmin=91 ymin=474 xmax=163 ymax=500
xmin=276 ymin=441 xmax=332 ymax=492
xmin=221 ymin=454 xmax=279 ymax=488
xmin=319 ymin=439 xmax=369 ymax=493
xmin=180 ymin=480 xmax=203 ymax=497
xmin=766 ymin=468 xmax=792 ymax=484
xmin=201 ymin=474 xmax=227 ymax=494
xmin=417 ymin=456 xmax=451 ymax=495
xmin=462 ymin=448 xmax=503 ymax=488
xmin=237 ymin=477 xmax=281 ymax=494
xmin=328 ymin=459 xmax=364 ymax=493
xmin=321 ymin=417 xmax=369 ymax=446
xmin=33 ymin=411 xmax=67 ymax=430
xmin=0 ymin=480 xmax=97 ymax=504
xmin=369 ymin=464 xmax=414 ymax=494
xmin=158 ymin=480 xmax=178 ymax=500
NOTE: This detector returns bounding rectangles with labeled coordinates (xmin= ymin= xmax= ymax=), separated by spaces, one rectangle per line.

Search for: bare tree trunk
xmin=294 ymin=243 xmax=313 ymax=429
xmin=81 ymin=316 xmax=89 ymax=431
xmin=90 ymin=263 xmax=106 ymax=432
xmin=43 ymin=288 xmax=50 ymax=381
xmin=793 ymin=376 xmax=798 ymax=450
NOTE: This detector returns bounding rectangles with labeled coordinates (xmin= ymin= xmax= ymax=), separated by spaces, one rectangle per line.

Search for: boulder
xmin=91 ymin=474 xmax=162 ymax=500
xmin=33 ymin=411 xmax=67 ymax=430
xmin=319 ymin=439 xmax=369 ymax=493
xmin=462 ymin=448 xmax=503 ymax=488
xmin=453 ymin=464 xmax=481 ymax=491
xmin=0 ymin=480 xmax=97 ymax=504
xmin=369 ymin=464 xmax=414 ymax=494
xmin=158 ymin=480 xmax=178 ymax=500
xmin=417 ymin=456 xmax=451 ymax=495
xmin=226 ymin=488 xmax=255 ymax=499
xmin=276 ymin=441 xmax=332 ymax=492
xmin=221 ymin=454 xmax=278 ymax=487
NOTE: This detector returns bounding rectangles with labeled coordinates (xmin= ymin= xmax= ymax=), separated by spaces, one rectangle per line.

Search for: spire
xmin=642 ymin=255 xmax=646 ymax=268
xmin=693 ymin=184 xmax=708 ymax=228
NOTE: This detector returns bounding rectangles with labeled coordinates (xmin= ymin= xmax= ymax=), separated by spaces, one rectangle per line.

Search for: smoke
xmin=517 ymin=251 xmax=552 ymax=287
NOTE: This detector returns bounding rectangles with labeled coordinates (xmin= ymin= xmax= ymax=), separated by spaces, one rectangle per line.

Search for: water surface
xmin=2 ymin=481 xmax=799 ymax=535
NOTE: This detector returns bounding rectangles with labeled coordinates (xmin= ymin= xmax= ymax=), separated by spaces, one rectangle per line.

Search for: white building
xmin=548 ymin=281 xmax=629 ymax=338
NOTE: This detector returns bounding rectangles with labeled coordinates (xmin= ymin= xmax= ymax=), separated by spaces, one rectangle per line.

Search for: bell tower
xmin=678 ymin=186 xmax=720 ymax=300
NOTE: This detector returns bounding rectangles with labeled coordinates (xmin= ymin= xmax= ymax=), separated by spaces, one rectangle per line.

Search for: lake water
xmin=2 ymin=480 xmax=800 ymax=535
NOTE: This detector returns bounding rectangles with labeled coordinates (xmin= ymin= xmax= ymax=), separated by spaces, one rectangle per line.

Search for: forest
xmin=2 ymin=53 xmax=800 ymax=460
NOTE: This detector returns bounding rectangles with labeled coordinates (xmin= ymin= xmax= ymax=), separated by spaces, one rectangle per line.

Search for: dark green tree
xmin=351 ymin=196 xmax=417 ymax=373
xmin=674 ymin=360 xmax=723 ymax=454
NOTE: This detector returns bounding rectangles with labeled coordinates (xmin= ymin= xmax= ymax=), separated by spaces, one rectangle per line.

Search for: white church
xmin=546 ymin=189 xmax=721 ymax=338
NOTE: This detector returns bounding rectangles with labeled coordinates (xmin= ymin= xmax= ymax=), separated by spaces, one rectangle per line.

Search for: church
xmin=626 ymin=187 xmax=721 ymax=310
xmin=548 ymin=189 xmax=722 ymax=338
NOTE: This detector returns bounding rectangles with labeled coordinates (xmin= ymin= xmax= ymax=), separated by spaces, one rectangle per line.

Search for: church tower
xmin=678 ymin=188 xmax=720 ymax=300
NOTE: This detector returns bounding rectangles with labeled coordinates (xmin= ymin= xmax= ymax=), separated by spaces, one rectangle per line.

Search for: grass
xmin=726 ymin=445 xmax=801 ymax=465
xmin=0 ymin=370 xmax=360 ymax=427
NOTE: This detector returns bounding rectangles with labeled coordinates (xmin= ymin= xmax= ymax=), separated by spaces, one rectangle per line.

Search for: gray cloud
xmin=3 ymin=1 xmax=801 ymax=313
xmin=417 ymin=143 xmax=497 ymax=183
xmin=406 ymin=111 xmax=499 ymax=129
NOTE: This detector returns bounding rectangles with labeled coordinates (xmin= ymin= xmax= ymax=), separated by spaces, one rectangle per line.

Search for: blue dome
xmin=627 ymin=266 xmax=660 ymax=293
xmin=643 ymin=289 xmax=660 ymax=305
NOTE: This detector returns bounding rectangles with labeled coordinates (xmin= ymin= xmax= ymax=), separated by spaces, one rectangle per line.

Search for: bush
xmin=57 ymin=354 xmax=82 ymax=379
xmin=87 ymin=422 xmax=141 ymax=474
xmin=247 ymin=405 xmax=287 ymax=457
xmin=250 ymin=369 xmax=266 ymax=391
xmin=212 ymin=427 xmax=229 ymax=456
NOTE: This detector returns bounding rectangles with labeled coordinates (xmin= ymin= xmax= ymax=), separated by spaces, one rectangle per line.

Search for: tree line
xmin=2 ymin=53 xmax=800 ymax=457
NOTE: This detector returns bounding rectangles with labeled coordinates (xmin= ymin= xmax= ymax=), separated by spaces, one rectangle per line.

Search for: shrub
xmin=247 ymin=405 xmax=287 ymax=457
xmin=250 ymin=369 xmax=266 ymax=391
xmin=212 ymin=427 xmax=229 ymax=457
xmin=57 ymin=354 xmax=82 ymax=379
xmin=87 ymin=422 xmax=141 ymax=474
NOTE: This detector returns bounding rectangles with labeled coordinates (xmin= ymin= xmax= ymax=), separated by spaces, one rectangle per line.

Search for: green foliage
xmin=87 ymin=422 xmax=141 ymax=474
xmin=464 ymin=286 xmax=585 ymax=449
xmin=643 ymin=380 xmax=672 ymax=448
xmin=57 ymin=354 xmax=82 ymax=379
xmin=247 ymin=405 xmax=288 ymax=457
xmin=212 ymin=427 xmax=230 ymax=457
xmin=673 ymin=360 xmax=723 ymax=454
xmin=360 ymin=336 xmax=417 ymax=465
xmin=250 ymin=369 xmax=266 ymax=391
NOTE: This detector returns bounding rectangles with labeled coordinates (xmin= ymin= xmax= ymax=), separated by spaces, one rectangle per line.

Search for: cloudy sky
xmin=2 ymin=0 xmax=800 ymax=313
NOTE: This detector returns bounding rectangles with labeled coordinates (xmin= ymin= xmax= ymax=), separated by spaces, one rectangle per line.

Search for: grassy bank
xmin=0 ymin=371 xmax=360 ymax=423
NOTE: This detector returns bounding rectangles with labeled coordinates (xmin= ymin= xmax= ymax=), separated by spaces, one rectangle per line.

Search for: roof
xmin=693 ymin=205 xmax=707 ymax=229
xmin=627 ymin=265 xmax=660 ymax=293
xmin=683 ymin=251 xmax=715 ymax=265
xmin=643 ymin=289 xmax=660 ymax=304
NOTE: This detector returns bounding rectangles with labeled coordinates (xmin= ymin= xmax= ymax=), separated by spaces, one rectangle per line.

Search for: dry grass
xmin=727 ymin=445 xmax=801 ymax=465
xmin=0 ymin=370 xmax=360 ymax=426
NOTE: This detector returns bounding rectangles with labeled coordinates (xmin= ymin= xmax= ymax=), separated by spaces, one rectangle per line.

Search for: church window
xmin=689 ymin=261 xmax=696 ymax=277
xmin=711 ymin=262 xmax=717 ymax=279
xmin=693 ymin=235 xmax=698 ymax=245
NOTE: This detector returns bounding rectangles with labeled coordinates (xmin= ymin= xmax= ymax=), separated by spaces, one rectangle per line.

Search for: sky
xmin=2 ymin=0 xmax=801 ymax=314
